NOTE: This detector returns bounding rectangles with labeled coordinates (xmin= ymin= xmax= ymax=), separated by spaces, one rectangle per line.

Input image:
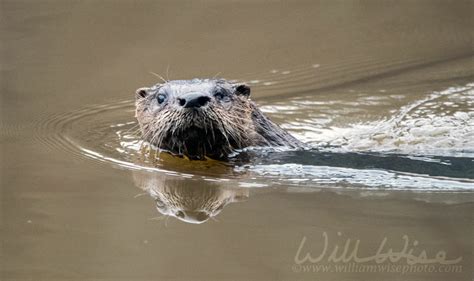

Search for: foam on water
xmin=264 ymin=83 xmax=474 ymax=157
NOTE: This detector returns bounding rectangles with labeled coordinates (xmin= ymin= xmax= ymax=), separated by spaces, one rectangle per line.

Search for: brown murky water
xmin=1 ymin=1 xmax=473 ymax=280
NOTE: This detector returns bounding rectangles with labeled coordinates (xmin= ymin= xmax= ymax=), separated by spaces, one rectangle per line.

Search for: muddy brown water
xmin=1 ymin=1 xmax=473 ymax=280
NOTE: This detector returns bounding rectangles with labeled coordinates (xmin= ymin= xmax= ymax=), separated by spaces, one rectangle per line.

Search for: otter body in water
xmin=135 ymin=79 xmax=304 ymax=160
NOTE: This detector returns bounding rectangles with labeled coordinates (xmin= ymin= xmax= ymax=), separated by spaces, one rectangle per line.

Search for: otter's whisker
xmin=134 ymin=192 xmax=148 ymax=198
xmin=166 ymin=65 xmax=171 ymax=81
xmin=212 ymin=72 xmax=222 ymax=80
xmin=148 ymin=216 xmax=166 ymax=221
xmin=124 ymin=123 xmax=141 ymax=135
xmin=149 ymin=71 xmax=168 ymax=83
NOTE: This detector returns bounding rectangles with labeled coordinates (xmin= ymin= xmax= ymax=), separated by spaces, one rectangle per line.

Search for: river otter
xmin=133 ymin=169 xmax=249 ymax=224
xmin=135 ymin=79 xmax=304 ymax=160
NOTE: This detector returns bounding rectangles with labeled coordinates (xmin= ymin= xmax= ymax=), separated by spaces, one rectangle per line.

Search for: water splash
xmin=266 ymin=83 xmax=474 ymax=157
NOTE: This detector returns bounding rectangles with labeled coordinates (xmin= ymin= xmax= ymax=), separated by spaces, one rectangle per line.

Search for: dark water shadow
xmin=232 ymin=149 xmax=474 ymax=180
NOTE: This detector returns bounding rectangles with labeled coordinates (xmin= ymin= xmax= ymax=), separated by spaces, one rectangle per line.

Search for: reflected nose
xmin=178 ymin=92 xmax=211 ymax=108
xmin=175 ymin=210 xmax=210 ymax=224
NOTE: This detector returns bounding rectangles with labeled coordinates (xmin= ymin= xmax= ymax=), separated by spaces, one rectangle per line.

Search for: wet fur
xmin=135 ymin=79 xmax=303 ymax=160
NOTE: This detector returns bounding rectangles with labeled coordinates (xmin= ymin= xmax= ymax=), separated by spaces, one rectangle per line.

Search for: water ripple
xmin=26 ymin=79 xmax=474 ymax=191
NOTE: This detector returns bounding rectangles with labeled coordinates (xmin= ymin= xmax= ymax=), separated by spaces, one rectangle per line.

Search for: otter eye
xmin=214 ymin=90 xmax=230 ymax=102
xmin=157 ymin=94 xmax=166 ymax=104
xmin=214 ymin=91 xmax=224 ymax=100
xmin=175 ymin=211 xmax=185 ymax=218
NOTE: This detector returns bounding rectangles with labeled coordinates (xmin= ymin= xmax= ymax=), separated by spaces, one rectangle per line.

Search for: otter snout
xmin=175 ymin=210 xmax=210 ymax=224
xmin=178 ymin=92 xmax=211 ymax=108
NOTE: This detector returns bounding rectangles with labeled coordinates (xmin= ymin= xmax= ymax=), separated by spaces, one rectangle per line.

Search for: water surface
xmin=1 ymin=1 xmax=473 ymax=280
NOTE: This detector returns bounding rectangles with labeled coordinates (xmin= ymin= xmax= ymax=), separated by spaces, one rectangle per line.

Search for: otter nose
xmin=178 ymin=93 xmax=211 ymax=108
xmin=175 ymin=210 xmax=209 ymax=224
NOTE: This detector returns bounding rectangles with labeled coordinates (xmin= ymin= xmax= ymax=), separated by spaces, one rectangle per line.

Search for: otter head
xmin=151 ymin=182 xmax=248 ymax=224
xmin=135 ymin=79 xmax=254 ymax=160
xmin=133 ymin=170 xmax=249 ymax=224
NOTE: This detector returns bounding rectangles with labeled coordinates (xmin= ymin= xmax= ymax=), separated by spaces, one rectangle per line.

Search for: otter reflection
xmin=133 ymin=170 xmax=248 ymax=224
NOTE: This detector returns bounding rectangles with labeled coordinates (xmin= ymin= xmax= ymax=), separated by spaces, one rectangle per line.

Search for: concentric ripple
xmin=30 ymin=76 xmax=474 ymax=191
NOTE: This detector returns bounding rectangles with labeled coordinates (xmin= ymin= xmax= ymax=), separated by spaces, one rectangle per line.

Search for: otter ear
xmin=234 ymin=84 xmax=251 ymax=97
xmin=135 ymin=87 xmax=150 ymax=99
